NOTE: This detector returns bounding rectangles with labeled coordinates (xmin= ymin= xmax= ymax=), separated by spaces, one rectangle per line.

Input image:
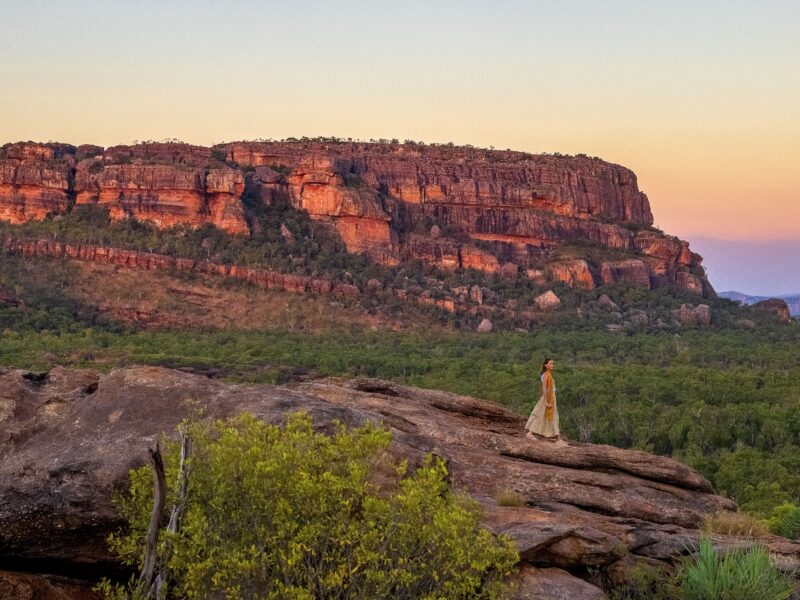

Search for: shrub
xmin=677 ymin=537 xmax=793 ymax=600
xmin=701 ymin=510 xmax=769 ymax=539
xmin=99 ymin=413 xmax=518 ymax=599
xmin=495 ymin=489 xmax=526 ymax=507
xmin=605 ymin=562 xmax=680 ymax=600
xmin=767 ymin=503 xmax=800 ymax=539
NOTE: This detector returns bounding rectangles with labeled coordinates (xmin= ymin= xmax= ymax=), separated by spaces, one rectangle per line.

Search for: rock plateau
xmin=1 ymin=140 xmax=714 ymax=296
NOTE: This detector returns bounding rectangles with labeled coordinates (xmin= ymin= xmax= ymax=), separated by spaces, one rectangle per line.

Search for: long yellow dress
xmin=525 ymin=371 xmax=560 ymax=438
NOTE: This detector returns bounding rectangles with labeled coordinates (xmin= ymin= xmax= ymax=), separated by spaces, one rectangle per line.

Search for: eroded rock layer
xmin=1 ymin=140 xmax=714 ymax=294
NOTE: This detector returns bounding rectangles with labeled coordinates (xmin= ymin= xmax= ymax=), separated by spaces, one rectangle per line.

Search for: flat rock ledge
xmin=1 ymin=366 xmax=798 ymax=598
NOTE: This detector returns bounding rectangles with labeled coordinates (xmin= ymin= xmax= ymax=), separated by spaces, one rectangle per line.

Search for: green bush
xmin=99 ymin=413 xmax=518 ymax=599
xmin=767 ymin=503 xmax=800 ymax=539
xmin=677 ymin=537 xmax=793 ymax=600
xmin=605 ymin=562 xmax=680 ymax=600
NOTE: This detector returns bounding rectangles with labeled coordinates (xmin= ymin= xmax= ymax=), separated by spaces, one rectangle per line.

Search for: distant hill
xmin=720 ymin=291 xmax=800 ymax=316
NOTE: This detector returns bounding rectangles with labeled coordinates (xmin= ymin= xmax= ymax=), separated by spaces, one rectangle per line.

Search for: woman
xmin=525 ymin=357 xmax=563 ymax=442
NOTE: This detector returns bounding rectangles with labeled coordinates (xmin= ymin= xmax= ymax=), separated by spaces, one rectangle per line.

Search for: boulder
xmin=672 ymin=304 xmax=711 ymax=326
xmin=752 ymin=298 xmax=792 ymax=324
xmin=477 ymin=318 xmax=493 ymax=332
xmin=547 ymin=259 xmax=595 ymax=289
xmin=470 ymin=284 xmax=484 ymax=305
xmin=534 ymin=290 xmax=561 ymax=310
xmin=512 ymin=566 xmax=605 ymax=599
xmin=597 ymin=294 xmax=619 ymax=312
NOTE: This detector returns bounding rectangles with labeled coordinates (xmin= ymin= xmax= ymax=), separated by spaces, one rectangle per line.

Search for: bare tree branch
xmin=155 ymin=426 xmax=192 ymax=600
xmin=138 ymin=443 xmax=166 ymax=599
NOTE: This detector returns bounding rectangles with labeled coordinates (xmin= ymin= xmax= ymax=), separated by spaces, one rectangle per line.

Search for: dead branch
xmin=138 ymin=443 xmax=167 ymax=599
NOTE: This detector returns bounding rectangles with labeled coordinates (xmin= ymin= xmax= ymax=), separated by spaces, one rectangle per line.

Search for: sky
xmin=1 ymin=0 xmax=798 ymax=294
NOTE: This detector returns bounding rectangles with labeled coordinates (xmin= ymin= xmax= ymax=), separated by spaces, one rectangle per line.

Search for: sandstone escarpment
xmin=74 ymin=162 xmax=248 ymax=235
xmin=1 ymin=142 xmax=248 ymax=235
xmin=0 ymin=142 xmax=75 ymax=224
xmin=1 ymin=140 xmax=714 ymax=295
xmin=225 ymin=141 xmax=711 ymax=295
xmin=1 ymin=367 xmax=797 ymax=596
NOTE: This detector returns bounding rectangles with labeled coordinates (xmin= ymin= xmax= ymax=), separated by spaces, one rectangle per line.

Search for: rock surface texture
xmin=2 ymin=366 xmax=797 ymax=596
xmin=1 ymin=140 xmax=714 ymax=295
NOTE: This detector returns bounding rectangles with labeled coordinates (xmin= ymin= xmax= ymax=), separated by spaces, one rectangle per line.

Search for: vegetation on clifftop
xmin=99 ymin=413 xmax=518 ymax=599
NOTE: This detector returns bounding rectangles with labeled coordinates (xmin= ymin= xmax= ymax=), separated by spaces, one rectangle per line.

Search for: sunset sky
xmin=1 ymin=0 xmax=798 ymax=294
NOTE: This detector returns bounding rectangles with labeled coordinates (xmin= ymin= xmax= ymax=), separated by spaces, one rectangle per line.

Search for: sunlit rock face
xmin=0 ymin=143 xmax=74 ymax=223
xmin=1 ymin=140 xmax=713 ymax=294
xmin=223 ymin=141 xmax=710 ymax=294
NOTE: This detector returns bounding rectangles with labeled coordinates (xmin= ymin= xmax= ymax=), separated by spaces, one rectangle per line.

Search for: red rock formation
xmin=751 ymin=298 xmax=792 ymax=323
xmin=600 ymin=259 xmax=651 ymax=288
xmin=75 ymin=162 xmax=248 ymax=235
xmin=0 ymin=143 xmax=74 ymax=223
xmin=1 ymin=139 xmax=714 ymax=295
xmin=546 ymin=259 xmax=595 ymax=289
xmin=221 ymin=141 xmax=710 ymax=294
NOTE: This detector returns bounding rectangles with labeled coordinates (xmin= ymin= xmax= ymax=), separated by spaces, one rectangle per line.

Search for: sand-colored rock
xmin=534 ymin=290 xmax=561 ymax=310
xmin=477 ymin=318 xmax=494 ymax=332
xmin=672 ymin=303 xmax=712 ymax=326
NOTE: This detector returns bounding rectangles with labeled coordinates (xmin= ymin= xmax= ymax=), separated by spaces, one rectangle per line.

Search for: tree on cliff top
xmin=99 ymin=413 xmax=518 ymax=599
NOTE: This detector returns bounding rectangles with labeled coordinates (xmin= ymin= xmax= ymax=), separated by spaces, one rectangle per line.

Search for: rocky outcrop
xmin=546 ymin=259 xmax=595 ymax=289
xmin=534 ymin=290 xmax=561 ymax=310
xmin=751 ymin=298 xmax=792 ymax=323
xmin=1 ymin=140 xmax=714 ymax=295
xmin=0 ymin=143 xmax=74 ymax=224
xmin=0 ymin=238 xmax=357 ymax=300
xmin=1 ymin=142 xmax=248 ymax=235
xmin=600 ymin=259 xmax=651 ymax=289
xmin=74 ymin=162 xmax=248 ymax=235
xmin=672 ymin=303 xmax=712 ymax=326
xmin=2 ymin=366 xmax=797 ymax=596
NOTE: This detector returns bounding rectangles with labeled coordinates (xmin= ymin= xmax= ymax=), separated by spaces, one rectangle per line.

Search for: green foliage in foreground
xmin=99 ymin=413 xmax=518 ymax=600
xmin=605 ymin=538 xmax=795 ymax=600
xmin=677 ymin=538 xmax=794 ymax=600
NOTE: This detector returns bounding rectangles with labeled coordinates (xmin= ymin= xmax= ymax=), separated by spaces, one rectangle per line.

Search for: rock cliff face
xmin=1 ymin=140 xmax=714 ymax=295
xmin=0 ymin=143 xmax=75 ymax=224
xmin=1 ymin=366 xmax=797 ymax=597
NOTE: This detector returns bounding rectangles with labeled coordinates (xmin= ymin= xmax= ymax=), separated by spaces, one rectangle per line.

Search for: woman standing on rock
xmin=525 ymin=358 xmax=564 ymax=443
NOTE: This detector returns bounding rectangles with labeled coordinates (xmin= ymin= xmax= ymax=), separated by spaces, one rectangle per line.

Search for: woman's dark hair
xmin=540 ymin=357 xmax=552 ymax=375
